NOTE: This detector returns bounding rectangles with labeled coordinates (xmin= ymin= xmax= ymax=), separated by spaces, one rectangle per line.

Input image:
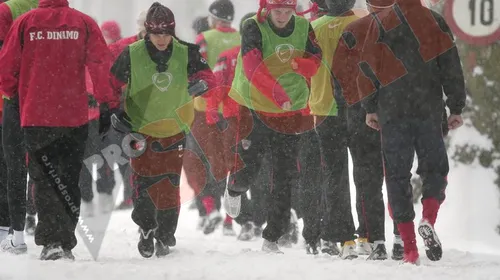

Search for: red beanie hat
xmin=256 ymin=0 xmax=318 ymax=23
xmin=101 ymin=21 xmax=121 ymax=42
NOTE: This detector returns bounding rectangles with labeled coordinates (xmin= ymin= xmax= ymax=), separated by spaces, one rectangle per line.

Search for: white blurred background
xmin=67 ymin=0 xmax=367 ymax=42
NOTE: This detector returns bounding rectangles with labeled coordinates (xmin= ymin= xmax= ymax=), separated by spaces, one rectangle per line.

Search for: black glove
xmin=111 ymin=110 xmax=133 ymax=134
xmin=188 ymin=80 xmax=209 ymax=97
xmin=98 ymin=103 xmax=119 ymax=138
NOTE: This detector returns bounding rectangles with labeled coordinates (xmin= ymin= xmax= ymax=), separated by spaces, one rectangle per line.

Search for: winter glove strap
xmin=188 ymin=80 xmax=209 ymax=97
xmin=111 ymin=110 xmax=133 ymax=134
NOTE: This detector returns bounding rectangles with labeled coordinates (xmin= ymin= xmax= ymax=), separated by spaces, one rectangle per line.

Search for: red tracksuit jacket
xmin=109 ymin=35 xmax=138 ymax=60
xmin=86 ymin=35 xmax=138 ymax=121
xmin=205 ymin=45 xmax=240 ymax=124
xmin=0 ymin=0 xmax=118 ymax=127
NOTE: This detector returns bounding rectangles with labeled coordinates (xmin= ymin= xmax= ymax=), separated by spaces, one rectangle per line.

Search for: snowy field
xmin=1 ymin=129 xmax=500 ymax=280
xmin=0 ymin=194 xmax=499 ymax=280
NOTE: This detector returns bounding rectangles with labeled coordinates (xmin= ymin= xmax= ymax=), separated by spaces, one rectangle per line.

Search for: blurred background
xmin=67 ymin=0 xmax=367 ymax=41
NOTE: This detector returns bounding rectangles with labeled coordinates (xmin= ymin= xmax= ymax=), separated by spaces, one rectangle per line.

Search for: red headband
xmin=256 ymin=0 xmax=319 ymax=23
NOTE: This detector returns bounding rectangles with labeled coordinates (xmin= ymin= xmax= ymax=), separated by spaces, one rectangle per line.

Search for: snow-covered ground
xmin=1 ymin=132 xmax=500 ymax=279
xmin=2 ymin=206 xmax=500 ymax=280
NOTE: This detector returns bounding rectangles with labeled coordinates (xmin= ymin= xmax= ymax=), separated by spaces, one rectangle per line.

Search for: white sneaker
xmin=418 ymin=219 xmax=443 ymax=261
xmin=98 ymin=194 xmax=114 ymax=214
xmin=340 ymin=241 xmax=358 ymax=260
xmin=223 ymin=188 xmax=241 ymax=218
xmin=356 ymin=238 xmax=373 ymax=255
xmin=80 ymin=201 xmax=95 ymax=218
xmin=0 ymin=235 xmax=27 ymax=255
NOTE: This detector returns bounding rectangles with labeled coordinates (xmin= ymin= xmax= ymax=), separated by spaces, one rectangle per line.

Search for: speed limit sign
xmin=444 ymin=0 xmax=500 ymax=46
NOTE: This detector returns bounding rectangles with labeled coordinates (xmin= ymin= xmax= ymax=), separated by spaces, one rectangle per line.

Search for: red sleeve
xmin=293 ymin=57 xmax=321 ymax=78
xmin=0 ymin=3 xmax=13 ymax=43
xmin=0 ymin=17 xmax=23 ymax=98
xmin=243 ymin=49 xmax=290 ymax=107
xmin=293 ymin=27 xmax=322 ymax=78
xmin=84 ymin=17 xmax=119 ymax=109
xmin=209 ymin=54 xmax=229 ymax=107
xmin=195 ymin=33 xmax=208 ymax=60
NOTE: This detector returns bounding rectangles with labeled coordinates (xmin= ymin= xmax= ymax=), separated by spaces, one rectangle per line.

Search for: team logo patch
xmin=275 ymin=44 xmax=295 ymax=63
xmin=152 ymin=72 xmax=173 ymax=92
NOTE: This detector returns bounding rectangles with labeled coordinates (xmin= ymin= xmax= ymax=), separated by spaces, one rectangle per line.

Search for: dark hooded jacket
xmin=334 ymin=0 xmax=465 ymax=124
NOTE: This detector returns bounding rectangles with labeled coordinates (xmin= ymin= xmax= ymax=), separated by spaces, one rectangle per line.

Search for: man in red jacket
xmin=108 ymin=10 xmax=147 ymax=61
xmin=0 ymin=0 xmax=118 ymax=261
xmin=0 ymin=0 xmax=39 ymax=254
xmin=101 ymin=20 xmax=122 ymax=45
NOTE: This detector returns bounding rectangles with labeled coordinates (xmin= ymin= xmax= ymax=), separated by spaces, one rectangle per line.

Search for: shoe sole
xmin=321 ymin=248 xmax=340 ymax=256
xmin=391 ymin=254 xmax=404 ymax=261
xmin=40 ymin=250 xmax=64 ymax=261
xmin=367 ymin=253 xmax=388 ymax=260
xmin=341 ymin=255 xmax=358 ymax=260
xmin=418 ymin=223 xmax=442 ymax=261
xmin=2 ymin=247 xmax=28 ymax=255
xmin=138 ymin=240 xmax=155 ymax=258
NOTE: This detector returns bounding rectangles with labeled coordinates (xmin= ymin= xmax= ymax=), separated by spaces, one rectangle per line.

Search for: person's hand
xmin=366 ymin=113 xmax=380 ymax=131
xmin=448 ymin=114 xmax=463 ymax=130
xmin=290 ymin=58 xmax=318 ymax=78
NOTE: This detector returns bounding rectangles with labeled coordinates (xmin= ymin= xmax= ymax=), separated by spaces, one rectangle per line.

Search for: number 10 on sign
xmin=444 ymin=0 xmax=500 ymax=46
xmin=469 ymin=0 xmax=494 ymax=26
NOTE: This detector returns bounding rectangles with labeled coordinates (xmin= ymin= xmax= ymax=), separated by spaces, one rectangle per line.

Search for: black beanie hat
xmin=192 ymin=16 xmax=210 ymax=35
xmin=325 ymin=0 xmax=356 ymax=16
xmin=145 ymin=2 xmax=176 ymax=35
xmin=239 ymin=12 xmax=256 ymax=31
xmin=208 ymin=0 xmax=235 ymax=22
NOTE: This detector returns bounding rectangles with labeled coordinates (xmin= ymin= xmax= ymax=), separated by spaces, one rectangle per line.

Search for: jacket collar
xmin=39 ymin=0 xmax=69 ymax=8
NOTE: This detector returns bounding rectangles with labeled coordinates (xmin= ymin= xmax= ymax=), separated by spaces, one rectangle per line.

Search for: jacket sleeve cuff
xmin=449 ymin=107 xmax=462 ymax=115
xmin=293 ymin=57 xmax=320 ymax=78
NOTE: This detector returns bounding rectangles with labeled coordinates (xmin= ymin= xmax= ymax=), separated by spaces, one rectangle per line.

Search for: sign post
xmin=444 ymin=0 xmax=500 ymax=46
